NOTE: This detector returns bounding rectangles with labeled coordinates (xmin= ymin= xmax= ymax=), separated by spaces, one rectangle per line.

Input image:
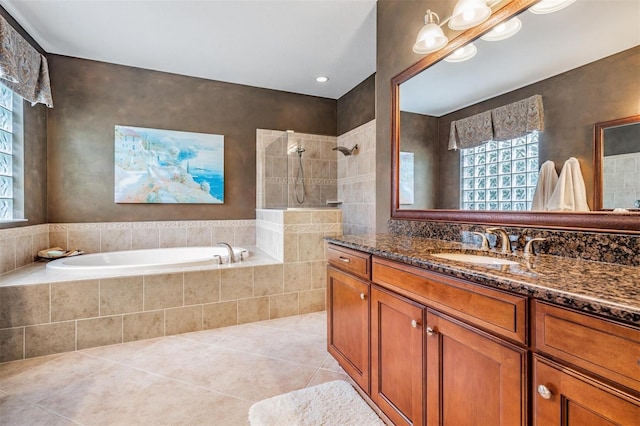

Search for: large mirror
xmin=594 ymin=115 xmax=640 ymax=210
xmin=391 ymin=0 xmax=640 ymax=232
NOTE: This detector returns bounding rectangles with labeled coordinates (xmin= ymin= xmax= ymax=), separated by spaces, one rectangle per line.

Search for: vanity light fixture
xmin=444 ymin=43 xmax=478 ymax=62
xmin=448 ymin=0 xmax=492 ymax=31
xmin=315 ymin=76 xmax=329 ymax=83
xmin=480 ymin=17 xmax=522 ymax=41
xmin=412 ymin=10 xmax=449 ymax=54
xmin=529 ymin=0 xmax=576 ymax=14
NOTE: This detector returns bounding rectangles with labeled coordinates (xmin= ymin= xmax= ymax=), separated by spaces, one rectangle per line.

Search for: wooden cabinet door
xmin=426 ymin=310 xmax=527 ymax=426
xmin=533 ymin=356 xmax=640 ymax=426
xmin=327 ymin=266 xmax=370 ymax=392
xmin=371 ymin=285 xmax=425 ymax=426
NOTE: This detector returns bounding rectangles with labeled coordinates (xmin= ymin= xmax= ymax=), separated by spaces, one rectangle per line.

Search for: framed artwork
xmin=114 ymin=125 xmax=224 ymax=203
xmin=399 ymin=151 xmax=414 ymax=205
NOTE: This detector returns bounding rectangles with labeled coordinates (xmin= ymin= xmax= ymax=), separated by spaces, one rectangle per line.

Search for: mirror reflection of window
xmin=602 ymin=123 xmax=640 ymax=209
xmin=460 ymin=133 xmax=539 ymax=211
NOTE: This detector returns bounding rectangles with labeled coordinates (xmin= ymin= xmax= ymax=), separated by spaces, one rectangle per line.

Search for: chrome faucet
xmin=217 ymin=242 xmax=236 ymax=264
xmin=486 ymin=227 xmax=512 ymax=254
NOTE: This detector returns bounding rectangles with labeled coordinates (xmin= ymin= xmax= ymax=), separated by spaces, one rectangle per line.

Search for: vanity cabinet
xmin=371 ymin=257 xmax=527 ymax=426
xmin=533 ymin=301 xmax=640 ymax=425
xmin=426 ymin=310 xmax=527 ymax=426
xmin=370 ymin=286 xmax=425 ymax=426
xmin=326 ymin=245 xmax=372 ymax=392
xmin=326 ymin=243 xmax=639 ymax=425
xmin=533 ymin=356 xmax=640 ymax=425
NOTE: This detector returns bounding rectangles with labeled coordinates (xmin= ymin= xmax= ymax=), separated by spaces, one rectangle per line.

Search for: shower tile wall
xmin=603 ymin=152 xmax=640 ymax=209
xmin=287 ymin=134 xmax=338 ymax=208
xmin=256 ymin=129 xmax=337 ymax=209
xmin=338 ymin=120 xmax=377 ymax=234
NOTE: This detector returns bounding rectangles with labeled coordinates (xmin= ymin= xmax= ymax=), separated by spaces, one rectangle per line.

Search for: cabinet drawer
xmin=534 ymin=301 xmax=640 ymax=393
xmin=327 ymin=244 xmax=371 ymax=280
xmin=372 ymin=257 xmax=527 ymax=345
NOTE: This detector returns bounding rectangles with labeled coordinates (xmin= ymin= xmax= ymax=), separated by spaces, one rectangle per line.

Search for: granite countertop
xmin=326 ymin=234 xmax=640 ymax=326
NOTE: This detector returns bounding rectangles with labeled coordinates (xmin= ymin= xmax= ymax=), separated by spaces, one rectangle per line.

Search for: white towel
xmin=531 ymin=160 xmax=558 ymax=211
xmin=546 ymin=157 xmax=590 ymax=212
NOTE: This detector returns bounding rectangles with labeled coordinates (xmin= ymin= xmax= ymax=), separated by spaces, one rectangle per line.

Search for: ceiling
xmin=400 ymin=0 xmax=640 ymax=116
xmin=0 ymin=0 xmax=377 ymax=100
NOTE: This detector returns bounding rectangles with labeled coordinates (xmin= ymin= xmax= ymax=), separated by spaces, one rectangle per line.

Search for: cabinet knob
xmin=360 ymin=293 xmax=366 ymax=300
xmin=411 ymin=320 xmax=419 ymax=328
xmin=339 ymin=256 xmax=351 ymax=263
xmin=426 ymin=327 xmax=437 ymax=336
xmin=537 ymin=385 xmax=552 ymax=400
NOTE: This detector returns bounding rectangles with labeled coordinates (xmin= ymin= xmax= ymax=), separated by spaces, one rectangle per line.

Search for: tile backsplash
xmin=388 ymin=219 xmax=640 ymax=267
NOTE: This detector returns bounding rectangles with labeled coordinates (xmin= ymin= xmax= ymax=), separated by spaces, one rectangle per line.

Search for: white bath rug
xmin=248 ymin=380 xmax=384 ymax=426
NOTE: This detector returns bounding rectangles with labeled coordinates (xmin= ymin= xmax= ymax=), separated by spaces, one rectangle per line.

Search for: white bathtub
xmin=46 ymin=246 xmax=249 ymax=273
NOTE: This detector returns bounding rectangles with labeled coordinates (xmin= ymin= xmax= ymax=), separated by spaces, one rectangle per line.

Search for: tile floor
xmin=0 ymin=311 xmax=350 ymax=425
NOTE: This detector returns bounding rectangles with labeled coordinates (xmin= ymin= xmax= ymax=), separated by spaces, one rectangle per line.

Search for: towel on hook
xmin=546 ymin=157 xmax=590 ymax=212
xmin=531 ymin=160 xmax=558 ymax=211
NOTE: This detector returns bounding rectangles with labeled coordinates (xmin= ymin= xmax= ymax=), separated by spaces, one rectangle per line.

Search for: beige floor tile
xmin=151 ymin=345 xmax=317 ymax=402
xmin=306 ymin=368 xmax=350 ymax=388
xmin=79 ymin=337 xmax=163 ymax=363
xmin=1 ymin=311 xmax=330 ymax=424
xmin=0 ymin=353 xmax=64 ymax=384
xmin=114 ymin=375 xmax=253 ymax=426
xmin=116 ymin=336 xmax=214 ymax=375
xmin=0 ymin=391 xmax=76 ymax=426
xmin=36 ymin=364 xmax=159 ymax=425
xmin=321 ymin=353 xmax=344 ymax=373
xmin=0 ymin=352 xmax=115 ymax=403
xmin=257 ymin=311 xmax=327 ymax=336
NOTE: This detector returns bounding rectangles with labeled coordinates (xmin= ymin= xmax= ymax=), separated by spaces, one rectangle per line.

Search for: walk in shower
xmin=257 ymin=130 xmax=338 ymax=209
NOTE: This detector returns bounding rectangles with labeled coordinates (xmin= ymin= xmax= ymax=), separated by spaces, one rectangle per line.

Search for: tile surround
xmin=337 ymin=120 xmax=376 ymax=235
xmin=257 ymin=129 xmax=338 ymax=209
xmin=0 ymin=215 xmax=337 ymax=362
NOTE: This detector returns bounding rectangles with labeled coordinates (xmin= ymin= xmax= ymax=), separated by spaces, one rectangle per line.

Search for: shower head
xmin=333 ymin=144 xmax=359 ymax=156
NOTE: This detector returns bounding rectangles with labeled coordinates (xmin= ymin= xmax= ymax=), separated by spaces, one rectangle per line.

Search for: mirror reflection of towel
xmin=532 ymin=160 xmax=558 ymax=211
xmin=546 ymin=157 xmax=590 ymax=212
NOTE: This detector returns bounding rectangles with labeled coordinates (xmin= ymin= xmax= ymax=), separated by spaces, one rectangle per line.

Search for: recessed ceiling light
xmin=315 ymin=76 xmax=329 ymax=83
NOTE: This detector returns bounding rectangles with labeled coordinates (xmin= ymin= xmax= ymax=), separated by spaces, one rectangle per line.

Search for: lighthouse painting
xmin=114 ymin=125 xmax=224 ymax=204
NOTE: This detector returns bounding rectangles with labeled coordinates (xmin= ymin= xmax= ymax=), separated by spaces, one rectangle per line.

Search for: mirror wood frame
xmin=390 ymin=0 xmax=640 ymax=234
xmin=593 ymin=114 xmax=640 ymax=211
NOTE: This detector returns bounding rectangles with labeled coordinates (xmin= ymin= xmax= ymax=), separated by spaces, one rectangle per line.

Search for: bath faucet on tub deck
xmin=217 ymin=242 xmax=236 ymax=264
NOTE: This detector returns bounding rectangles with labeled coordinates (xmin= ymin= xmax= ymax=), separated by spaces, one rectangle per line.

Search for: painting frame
xmin=114 ymin=125 xmax=224 ymax=204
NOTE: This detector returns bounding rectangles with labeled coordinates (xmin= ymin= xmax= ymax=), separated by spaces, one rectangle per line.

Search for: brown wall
xmin=436 ymin=46 xmax=640 ymax=209
xmin=400 ymin=111 xmax=439 ymax=209
xmin=47 ymin=55 xmax=337 ymax=223
xmin=604 ymin=122 xmax=640 ymax=156
xmin=337 ymin=73 xmax=376 ymax=136
xmin=376 ymin=0 xmax=458 ymax=231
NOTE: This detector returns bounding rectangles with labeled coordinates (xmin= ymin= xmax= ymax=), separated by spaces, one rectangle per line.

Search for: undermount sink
xmin=431 ymin=252 xmax=519 ymax=265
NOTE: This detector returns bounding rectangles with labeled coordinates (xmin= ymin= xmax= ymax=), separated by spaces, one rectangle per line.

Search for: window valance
xmin=0 ymin=15 xmax=53 ymax=107
xmin=448 ymin=94 xmax=543 ymax=150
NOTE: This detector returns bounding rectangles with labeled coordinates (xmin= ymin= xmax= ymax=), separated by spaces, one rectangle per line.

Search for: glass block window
xmin=460 ymin=132 xmax=539 ymax=211
xmin=0 ymin=84 xmax=23 ymax=221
